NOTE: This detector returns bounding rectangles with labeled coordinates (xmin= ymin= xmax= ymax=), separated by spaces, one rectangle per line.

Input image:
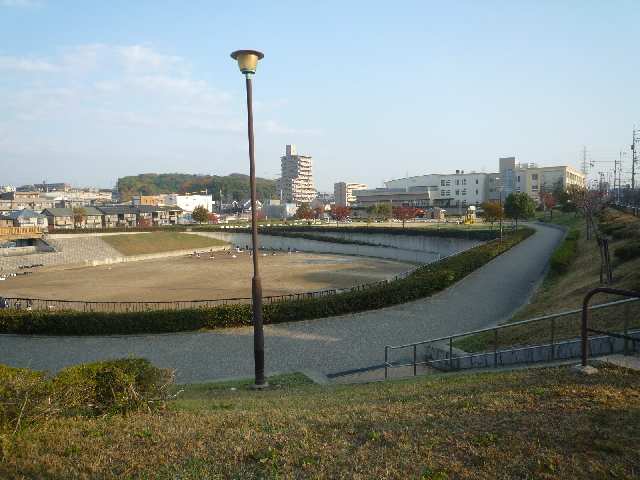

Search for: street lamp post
xmin=230 ymin=49 xmax=267 ymax=388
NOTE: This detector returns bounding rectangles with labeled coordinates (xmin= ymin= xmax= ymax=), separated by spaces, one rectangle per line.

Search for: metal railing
xmin=581 ymin=287 xmax=640 ymax=366
xmin=1 ymin=266 xmax=419 ymax=313
xmin=384 ymin=296 xmax=640 ymax=379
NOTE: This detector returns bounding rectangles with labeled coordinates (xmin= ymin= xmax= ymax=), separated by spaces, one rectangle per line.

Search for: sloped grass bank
xmin=0 ymin=229 xmax=532 ymax=335
xmin=102 ymin=231 xmax=228 ymax=256
xmin=2 ymin=364 xmax=639 ymax=479
xmin=457 ymin=209 xmax=640 ymax=353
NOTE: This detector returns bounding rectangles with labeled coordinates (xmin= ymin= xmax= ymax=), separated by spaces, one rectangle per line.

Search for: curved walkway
xmin=0 ymin=223 xmax=564 ymax=383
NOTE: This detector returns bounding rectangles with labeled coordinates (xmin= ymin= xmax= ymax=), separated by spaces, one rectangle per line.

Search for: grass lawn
xmin=102 ymin=232 xmax=228 ymax=256
xmin=3 ymin=365 xmax=640 ymax=479
xmin=456 ymin=209 xmax=640 ymax=352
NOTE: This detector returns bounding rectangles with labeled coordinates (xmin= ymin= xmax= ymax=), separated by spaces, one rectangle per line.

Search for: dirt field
xmin=0 ymin=252 xmax=412 ymax=302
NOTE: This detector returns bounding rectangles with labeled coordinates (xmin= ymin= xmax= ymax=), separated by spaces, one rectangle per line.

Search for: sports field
xmin=102 ymin=232 xmax=229 ymax=255
xmin=1 ymin=251 xmax=412 ymax=302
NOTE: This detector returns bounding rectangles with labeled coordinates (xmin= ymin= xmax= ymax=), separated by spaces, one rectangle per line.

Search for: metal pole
xmin=550 ymin=317 xmax=555 ymax=361
xmin=384 ymin=346 xmax=388 ymax=380
xmin=413 ymin=344 xmax=417 ymax=376
xmin=245 ymin=75 xmax=266 ymax=387
xmin=493 ymin=328 xmax=498 ymax=367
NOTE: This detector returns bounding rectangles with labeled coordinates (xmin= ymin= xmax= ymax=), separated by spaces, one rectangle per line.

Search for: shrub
xmin=0 ymin=365 xmax=52 ymax=432
xmin=549 ymin=228 xmax=580 ymax=275
xmin=0 ymin=230 xmax=532 ymax=335
xmin=614 ymin=242 xmax=640 ymax=262
xmin=52 ymin=358 xmax=174 ymax=416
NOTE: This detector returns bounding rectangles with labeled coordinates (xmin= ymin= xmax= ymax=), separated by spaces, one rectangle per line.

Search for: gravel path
xmin=0 ymin=223 xmax=564 ymax=383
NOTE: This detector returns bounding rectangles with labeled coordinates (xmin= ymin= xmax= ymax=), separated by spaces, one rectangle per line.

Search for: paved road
xmin=0 ymin=223 xmax=564 ymax=383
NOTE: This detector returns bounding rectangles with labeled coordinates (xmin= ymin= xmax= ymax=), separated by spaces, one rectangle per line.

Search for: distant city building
xmin=277 ymin=144 xmax=316 ymax=205
xmin=497 ymin=157 xmax=585 ymax=203
xmin=0 ymin=191 xmax=56 ymax=211
xmin=262 ymin=199 xmax=297 ymax=220
xmin=0 ymin=185 xmax=16 ymax=193
xmin=7 ymin=209 xmax=48 ymax=230
xmin=132 ymin=195 xmax=165 ymax=206
xmin=355 ymin=157 xmax=586 ymax=213
xmin=334 ymin=182 xmax=368 ymax=207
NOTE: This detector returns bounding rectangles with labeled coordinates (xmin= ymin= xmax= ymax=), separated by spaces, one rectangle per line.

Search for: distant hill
xmin=116 ymin=173 xmax=277 ymax=202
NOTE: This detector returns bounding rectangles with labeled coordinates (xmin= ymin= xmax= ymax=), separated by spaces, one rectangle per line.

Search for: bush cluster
xmin=549 ymin=229 xmax=580 ymax=275
xmin=0 ymin=358 xmax=172 ymax=433
xmin=0 ymin=230 xmax=532 ymax=335
xmin=614 ymin=242 xmax=640 ymax=262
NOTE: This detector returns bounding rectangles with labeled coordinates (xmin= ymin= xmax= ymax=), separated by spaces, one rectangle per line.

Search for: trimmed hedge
xmin=549 ymin=228 xmax=580 ymax=275
xmin=0 ymin=229 xmax=533 ymax=335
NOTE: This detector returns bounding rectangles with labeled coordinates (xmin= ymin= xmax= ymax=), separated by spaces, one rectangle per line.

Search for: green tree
xmin=480 ymin=201 xmax=503 ymax=229
xmin=504 ymin=192 xmax=535 ymax=228
xmin=375 ymin=203 xmax=392 ymax=221
xmin=191 ymin=205 xmax=209 ymax=223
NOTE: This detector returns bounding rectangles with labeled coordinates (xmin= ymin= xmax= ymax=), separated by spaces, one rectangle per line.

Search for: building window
xmin=475 ymin=189 xmax=478 ymax=195
xmin=456 ymin=179 xmax=460 ymax=186
xmin=532 ymin=174 xmax=538 ymax=180
xmin=440 ymin=180 xmax=446 ymax=186
xmin=455 ymin=189 xmax=460 ymax=196
xmin=517 ymin=175 xmax=521 ymax=182
xmin=475 ymin=179 xmax=479 ymax=184
xmin=462 ymin=189 xmax=467 ymax=195
xmin=462 ymin=179 xmax=467 ymax=185
xmin=441 ymin=190 xmax=446 ymax=196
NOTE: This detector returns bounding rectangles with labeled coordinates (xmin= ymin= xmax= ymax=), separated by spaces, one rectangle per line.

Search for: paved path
xmin=0 ymin=223 xmax=564 ymax=383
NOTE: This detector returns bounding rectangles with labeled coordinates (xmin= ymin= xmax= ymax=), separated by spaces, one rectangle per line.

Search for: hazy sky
xmin=1 ymin=1 xmax=638 ymax=191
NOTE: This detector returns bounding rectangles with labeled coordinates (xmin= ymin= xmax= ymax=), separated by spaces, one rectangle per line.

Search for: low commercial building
xmin=262 ymin=199 xmax=298 ymax=220
xmin=334 ymin=182 xmax=368 ymax=207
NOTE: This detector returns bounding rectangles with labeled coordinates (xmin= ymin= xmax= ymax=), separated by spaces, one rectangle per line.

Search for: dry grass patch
xmin=2 ymin=365 xmax=640 ymax=479
xmin=102 ymin=232 xmax=228 ymax=256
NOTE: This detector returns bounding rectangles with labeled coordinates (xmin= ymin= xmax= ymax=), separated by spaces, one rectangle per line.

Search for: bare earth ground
xmin=0 ymin=252 xmax=412 ymax=301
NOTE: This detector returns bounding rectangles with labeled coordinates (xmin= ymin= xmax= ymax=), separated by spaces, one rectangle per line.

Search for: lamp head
xmin=230 ymin=50 xmax=264 ymax=76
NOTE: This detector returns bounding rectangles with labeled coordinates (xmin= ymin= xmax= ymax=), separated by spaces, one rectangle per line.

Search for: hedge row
xmin=0 ymin=229 xmax=533 ymax=335
xmin=549 ymin=228 xmax=580 ymax=275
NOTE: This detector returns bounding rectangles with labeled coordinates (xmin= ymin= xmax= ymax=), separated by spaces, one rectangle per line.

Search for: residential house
xmin=74 ymin=206 xmax=104 ymax=229
xmin=97 ymin=206 xmax=138 ymax=228
xmin=42 ymin=208 xmax=74 ymax=230
xmin=8 ymin=209 xmax=48 ymax=230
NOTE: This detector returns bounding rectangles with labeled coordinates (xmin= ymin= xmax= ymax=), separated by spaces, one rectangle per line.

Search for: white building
xmin=165 ymin=194 xmax=213 ymax=213
xmin=385 ymin=170 xmax=491 ymax=209
xmin=277 ymin=144 xmax=316 ymax=205
xmin=334 ymin=182 xmax=368 ymax=207
xmin=498 ymin=156 xmax=585 ymax=203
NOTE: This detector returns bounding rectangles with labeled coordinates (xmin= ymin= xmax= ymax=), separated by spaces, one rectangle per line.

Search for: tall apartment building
xmin=334 ymin=182 xmax=368 ymax=207
xmin=277 ymin=144 xmax=316 ymax=204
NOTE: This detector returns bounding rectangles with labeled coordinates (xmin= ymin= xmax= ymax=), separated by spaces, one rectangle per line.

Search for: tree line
xmin=116 ymin=173 xmax=277 ymax=202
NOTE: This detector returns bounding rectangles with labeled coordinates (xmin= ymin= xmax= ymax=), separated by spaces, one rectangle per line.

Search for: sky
xmin=0 ymin=1 xmax=638 ymax=191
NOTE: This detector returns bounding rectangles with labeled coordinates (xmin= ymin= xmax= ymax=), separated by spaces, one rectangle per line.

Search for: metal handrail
xmin=581 ymin=287 xmax=640 ymax=366
xmin=385 ymin=296 xmax=640 ymax=379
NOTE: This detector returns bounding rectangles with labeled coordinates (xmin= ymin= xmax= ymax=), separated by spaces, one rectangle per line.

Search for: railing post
xmin=581 ymin=297 xmax=589 ymax=367
xmin=550 ymin=317 xmax=555 ymax=361
xmin=493 ymin=328 xmax=498 ymax=368
xmin=624 ymin=303 xmax=630 ymax=356
xmin=449 ymin=337 xmax=453 ymax=371
xmin=413 ymin=344 xmax=417 ymax=376
xmin=384 ymin=346 xmax=388 ymax=380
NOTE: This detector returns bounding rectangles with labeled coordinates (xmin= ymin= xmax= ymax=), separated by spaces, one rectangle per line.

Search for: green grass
xmin=102 ymin=231 xmax=228 ymax=256
xmin=3 ymin=365 xmax=640 ymax=479
xmin=456 ymin=208 xmax=640 ymax=353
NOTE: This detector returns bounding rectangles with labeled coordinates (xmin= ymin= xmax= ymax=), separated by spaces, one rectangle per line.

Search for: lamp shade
xmin=230 ymin=50 xmax=264 ymax=75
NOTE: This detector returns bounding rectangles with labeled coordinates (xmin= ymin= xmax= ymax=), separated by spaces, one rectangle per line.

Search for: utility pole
xmin=581 ymin=146 xmax=589 ymax=176
xmin=632 ymin=128 xmax=639 ymax=191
